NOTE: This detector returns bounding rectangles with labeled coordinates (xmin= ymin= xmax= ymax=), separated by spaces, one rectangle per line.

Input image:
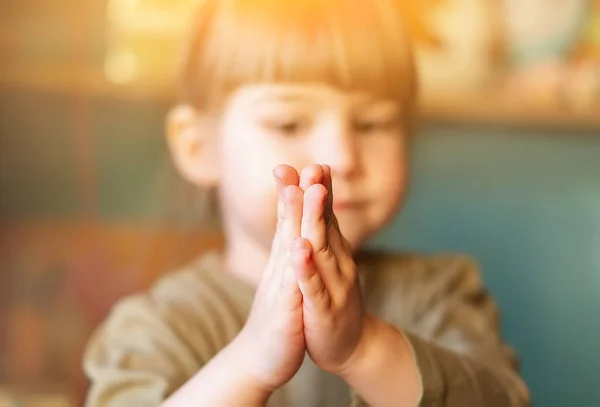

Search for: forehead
xmin=227 ymin=83 xmax=399 ymax=109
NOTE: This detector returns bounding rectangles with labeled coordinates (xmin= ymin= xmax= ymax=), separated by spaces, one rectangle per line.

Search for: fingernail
xmin=273 ymin=170 xmax=282 ymax=188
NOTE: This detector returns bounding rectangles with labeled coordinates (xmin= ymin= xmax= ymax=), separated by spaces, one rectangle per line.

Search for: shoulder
xmin=83 ymin=251 xmax=251 ymax=381
xmin=147 ymin=251 xmax=253 ymax=323
xmin=357 ymin=250 xmax=485 ymax=321
xmin=358 ymin=249 xmax=482 ymax=290
xmin=105 ymin=251 xmax=249 ymax=334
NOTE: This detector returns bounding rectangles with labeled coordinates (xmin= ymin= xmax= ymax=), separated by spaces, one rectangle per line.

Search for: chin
xmin=337 ymin=212 xmax=388 ymax=253
xmin=337 ymin=226 xmax=371 ymax=253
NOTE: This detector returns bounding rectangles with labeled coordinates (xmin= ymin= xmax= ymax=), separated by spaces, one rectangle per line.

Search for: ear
xmin=166 ymin=104 xmax=220 ymax=187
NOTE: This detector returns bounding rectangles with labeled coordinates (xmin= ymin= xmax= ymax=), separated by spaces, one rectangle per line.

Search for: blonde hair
xmin=150 ymin=0 xmax=421 ymax=263
xmin=178 ymin=0 xmax=418 ymax=124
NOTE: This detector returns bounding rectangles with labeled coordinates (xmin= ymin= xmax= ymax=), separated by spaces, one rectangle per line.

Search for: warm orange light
xmin=399 ymin=0 xmax=447 ymax=49
xmin=104 ymin=0 xmax=198 ymax=84
xmin=103 ymin=0 xmax=447 ymax=85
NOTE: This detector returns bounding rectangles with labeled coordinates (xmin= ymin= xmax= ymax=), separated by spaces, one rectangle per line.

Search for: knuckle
xmin=336 ymin=290 xmax=349 ymax=306
xmin=326 ymin=215 xmax=339 ymax=231
xmin=317 ymin=243 xmax=334 ymax=260
xmin=344 ymin=263 xmax=358 ymax=280
xmin=341 ymin=237 xmax=352 ymax=252
xmin=314 ymin=281 xmax=327 ymax=300
xmin=333 ymin=281 xmax=354 ymax=306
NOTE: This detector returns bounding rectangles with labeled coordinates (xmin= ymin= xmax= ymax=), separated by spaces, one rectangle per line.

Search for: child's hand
xmin=291 ymin=164 xmax=371 ymax=374
xmin=238 ymin=165 xmax=307 ymax=392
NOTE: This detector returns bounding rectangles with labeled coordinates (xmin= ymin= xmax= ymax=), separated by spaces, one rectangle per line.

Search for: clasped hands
xmin=240 ymin=164 xmax=379 ymax=392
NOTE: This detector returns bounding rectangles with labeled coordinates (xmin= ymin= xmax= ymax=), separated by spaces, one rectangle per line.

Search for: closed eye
xmin=261 ymin=119 xmax=308 ymax=137
xmin=353 ymin=118 xmax=399 ymax=134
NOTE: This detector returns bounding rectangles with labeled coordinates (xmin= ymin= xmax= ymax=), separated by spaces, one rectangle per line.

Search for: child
xmin=84 ymin=0 xmax=530 ymax=405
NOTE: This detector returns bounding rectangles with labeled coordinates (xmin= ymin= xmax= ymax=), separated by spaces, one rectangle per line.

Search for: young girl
xmin=84 ymin=0 xmax=530 ymax=405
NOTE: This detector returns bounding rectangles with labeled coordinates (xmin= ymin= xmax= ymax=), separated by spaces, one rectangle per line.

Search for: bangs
xmin=179 ymin=0 xmax=417 ymax=111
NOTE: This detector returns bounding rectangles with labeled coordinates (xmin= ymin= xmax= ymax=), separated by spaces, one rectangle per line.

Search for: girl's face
xmin=214 ymin=83 xmax=409 ymax=251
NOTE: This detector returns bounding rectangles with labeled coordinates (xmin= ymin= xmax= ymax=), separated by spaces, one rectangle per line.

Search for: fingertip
xmin=322 ymin=165 xmax=333 ymax=190
xmin=273 ymin=164 xmax=288 ymax=175
xmin=304 ymin=183 xmax=328 ymax=205
xmin=274 ymin=165 xmax=300 ymax=187
xmin=273 ymin=170 xmax=283 ymax=190
xmin=293 ymin=236 xmax=313 ymax=251
xmin=300 ymin=165 xmax=325 ymax=191
xmin=291 ymin=245 xmax=311 ymax=266
xmin=283 ymin=184 xmax=304 ymax=203
xmin=301 ymin=164 xmax=324 ymax=179
xmin=273 ymin=165 xmax=285 ymax=177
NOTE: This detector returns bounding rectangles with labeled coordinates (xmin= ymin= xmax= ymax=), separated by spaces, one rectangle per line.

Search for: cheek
xmin=217 ymin=127 xmax=285 ymax=236
xmin=365 ymin=137 xmax=409 ymax=204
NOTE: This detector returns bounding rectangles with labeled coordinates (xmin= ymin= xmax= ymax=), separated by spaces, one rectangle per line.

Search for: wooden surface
xmin=420 ymin=95 xmax=600 ymax=130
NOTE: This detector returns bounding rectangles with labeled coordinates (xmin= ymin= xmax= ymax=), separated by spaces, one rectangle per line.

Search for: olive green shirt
xmin=83 ymin=251 xmax=530 ymax=406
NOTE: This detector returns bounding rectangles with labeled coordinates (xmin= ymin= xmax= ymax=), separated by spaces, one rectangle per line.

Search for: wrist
xmin=164 ymin=333 xmax=273 ymax=407
xmin=228 ymin=334 xmax=275 ymax=400
xmin=337 ymin=315 xmax=416 ymax=382
xmin=336 ymin=313 xmax=384 ymax=380
xmin=335 ymin=315 xmax=422 ymax=406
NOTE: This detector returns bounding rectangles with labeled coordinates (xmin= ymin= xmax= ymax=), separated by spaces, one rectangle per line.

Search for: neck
xmin=221 ymin=221 xmax=270 ymax=289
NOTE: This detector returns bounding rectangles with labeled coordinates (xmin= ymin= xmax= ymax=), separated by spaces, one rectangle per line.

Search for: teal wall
xmin=372 ymin=126 xmax=600 ymax=406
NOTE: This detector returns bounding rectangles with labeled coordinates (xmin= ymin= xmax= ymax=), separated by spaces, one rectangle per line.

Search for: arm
xmin=84 ymin=292 xmax=270 ymax=407
xmin=338 ymin=315 xmax=422 ymax=407
xmin=163 ymin=334 xmax=270 ymax=407
xmin=343 ymin=254 xmax=530 ymax=407
xmin=86 ymin=167 xmax=309 ymax=407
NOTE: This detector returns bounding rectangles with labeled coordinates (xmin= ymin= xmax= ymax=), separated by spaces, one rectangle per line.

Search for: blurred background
xmin=1 ymin=0 xmax=599 ymax=406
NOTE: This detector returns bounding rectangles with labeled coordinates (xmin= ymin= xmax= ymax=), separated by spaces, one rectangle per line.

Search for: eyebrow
xmin=355 ymin=101 xmax=400 ymax=114
xmin=249 ymin=88 xmax=399 ymax=111
xmin=254 ymin=92 xmax=316 ymax=104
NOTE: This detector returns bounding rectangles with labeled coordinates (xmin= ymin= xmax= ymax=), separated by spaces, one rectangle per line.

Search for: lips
xmin=333 ymin=201 xmax=363 ymax=211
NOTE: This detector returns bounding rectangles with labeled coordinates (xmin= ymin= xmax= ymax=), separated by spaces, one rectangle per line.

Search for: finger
xmin=271 ymin=185 xmax=303 ymax=292
xmin=299 ymin=164 xmax=324 ymax=192
xmin=301 ymin=184 xmax=345 ymax=288
xmin=301 ymin=183 xmax=329 ymax=252
xmin=273 ymin=165 xmax=300 ymax=191
xmin=321 ymin=164 xmax=355 ymax=278
xmin=273 ymin=165 xmax=300 ymax=231
xmin=280 ymin=185 xmax=304 ymax=251
xmin=322 ymin=165 xmax=334 ymax=223
xmin=291 ymin=238 xmax=330 ymax=311
xmin=310 ymin=166 xmax=355 ymax=285
xmin=319 ymin=165 xmax=347 ymax=254
xmin=263 ymin=165 xmax=300 ymax=287
xmin=271 ymin=166 xmax=300 ymax=257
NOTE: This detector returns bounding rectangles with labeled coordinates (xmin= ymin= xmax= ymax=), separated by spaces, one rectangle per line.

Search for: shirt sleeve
xmin=357 ymin=253 xmax=531 ymax=407
xmin=83 ymin=267 xmax=239 ymax=407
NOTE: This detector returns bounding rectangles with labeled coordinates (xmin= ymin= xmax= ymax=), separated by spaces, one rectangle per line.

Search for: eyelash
xmin=262 ymin=117 xmax=400 ymax=137
xmin=262 ymin=119 xmax=307 ymax=137
xmin=353 ymin=118 xmax=398 ymax=133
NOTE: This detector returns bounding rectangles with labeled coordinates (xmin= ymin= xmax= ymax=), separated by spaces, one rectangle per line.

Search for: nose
xmin=311 ymin=121 xmax=359 ymax=179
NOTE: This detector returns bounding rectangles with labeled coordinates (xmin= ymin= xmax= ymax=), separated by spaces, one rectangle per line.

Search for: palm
xmin=301 ymin=278 xmax=364 ymax=372
xmin=291 ymin=164 xmax=368 ymax=374
xmin=242 ymin=164 xmax=308 ymax=389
